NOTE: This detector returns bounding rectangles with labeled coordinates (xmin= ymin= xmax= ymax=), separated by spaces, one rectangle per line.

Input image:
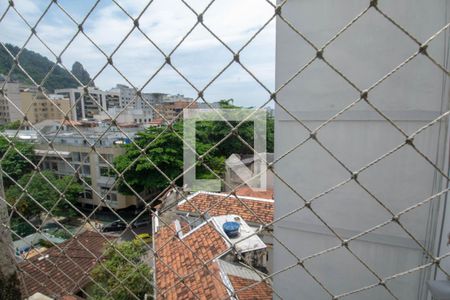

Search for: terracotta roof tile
xmin=177 ymin=192 xmax=273 ymax=225
xmin=154 ymin=222 xmax=230 ymax=299
xmin=235 ymin=186 xmax=273 ymax=199
xmin=228 ymin=275 xmax=272 ymax=300
xmin=19 ymin=231 xmax=115 ymax=298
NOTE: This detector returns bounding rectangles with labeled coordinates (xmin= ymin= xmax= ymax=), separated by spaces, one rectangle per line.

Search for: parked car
xmin=42 ymin=222 xmax=61 ymax=233
xmin=134 ymin=233 xmax=151 ymax=244
xmin=132 ymin=219 xmax=150 ymax=228
xmin=101 ymin=220 xmax=127 ymax=232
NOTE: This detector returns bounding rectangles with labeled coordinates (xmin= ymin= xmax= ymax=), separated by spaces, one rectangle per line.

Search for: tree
xmin=0 ymin=137 xmax=35 ymax=186
xmin=6 ymin=170 xmax=83 ymax=219
xmin=114 ymin=100 xmax=274 ymax=197
xmin=114 ymin=121 xmax=225 ymax=195
xmin=0 ymin=121 xmax=21 ymax=131
xmin=89 ymin=240 xmax=152 ymax=300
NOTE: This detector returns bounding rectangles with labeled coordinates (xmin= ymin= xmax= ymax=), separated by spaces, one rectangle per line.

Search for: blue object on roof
xmin=16 ymin=245 xmax=31 ymax=255
xmin=223 ymin=221 xmax=240 ymax=238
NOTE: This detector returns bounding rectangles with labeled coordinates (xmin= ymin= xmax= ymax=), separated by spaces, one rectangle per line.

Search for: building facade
xmin=55 ymin=87 xmax=107 ymax=120
xmin=273 ymin=1 xmax=450 ymax=299
xmin=155 ymin=100 xmax=197 ymax=122
xmin=0 ymin=81 xmax=21 ymax=124
xmin=93 ymin=107 xmax=154 ymax=125
xmin=33 ymin=124 xmax=144 ymax=210
xmin=20 ymin=89 xmax=70 ymax=124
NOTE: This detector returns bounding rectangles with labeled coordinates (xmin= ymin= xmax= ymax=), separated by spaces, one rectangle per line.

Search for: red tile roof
xmin=154 ymin=219 xmax=273 ymax=299
xmin=154 ymin=222 xmax=230 ymax=299
xmin=228 ymin=275 xmax=272 ymax=300
xmin=177 ymin=192 xmax=274 ymax=225
xmin=19 ymin=231 xmax=115 ymax=298
xmin=235 ymin=186 xmax=274 ymax=199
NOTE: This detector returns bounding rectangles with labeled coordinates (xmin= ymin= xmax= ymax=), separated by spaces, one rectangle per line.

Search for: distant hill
xmin=0 ymin=43 xmax=94 ymax=92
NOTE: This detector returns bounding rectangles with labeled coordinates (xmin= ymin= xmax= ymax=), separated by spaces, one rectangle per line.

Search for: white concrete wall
xmin=274 ymin=1 xmax=450 ymax=299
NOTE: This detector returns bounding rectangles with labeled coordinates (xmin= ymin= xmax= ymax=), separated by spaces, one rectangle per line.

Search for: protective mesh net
xmin=0 ymin=0 xmax=449 ymax=299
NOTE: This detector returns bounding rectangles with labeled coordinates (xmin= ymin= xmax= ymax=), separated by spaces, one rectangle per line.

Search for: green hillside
xmin=0 ymin=43 xmax=94 ymax=92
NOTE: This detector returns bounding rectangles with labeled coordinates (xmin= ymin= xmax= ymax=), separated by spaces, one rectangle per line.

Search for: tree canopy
xmin=6 ymin=170 xmax=83 ymax=219
xmin=114 ymin=100 xmax=274 ymax=196
xmin=0 ymin=121 xmax=21 ymax=131
xmin=0 ymin=137 xmax=35 ymax=186
xmin=89 ymin=240 xmax=152 ymax=300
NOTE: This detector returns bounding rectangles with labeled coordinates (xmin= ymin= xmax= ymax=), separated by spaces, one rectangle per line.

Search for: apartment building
xmin=107 ymin=85 xmax=172 ymax=121
xmin=54 ymin=87 xmax=107 ymax=120
xmin=20 ymin=89 xmax=70 ymax=124
xmin=0 ymin=81 xmax=71 ymax=124
xmin=105 ymin=88 xmax=120 ymax=109
xmin=93 ymin=107 xmax=153 ymax=125
xmin=32 ymin=122 xmax=145 ymax=210
xmin=0 ymin=80 xmax=21 ymax=124
xmin=155 ymin=100 xmax=197 ymax=122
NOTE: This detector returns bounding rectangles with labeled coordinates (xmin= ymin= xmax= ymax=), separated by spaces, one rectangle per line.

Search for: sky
xmin=0 ymin=0 xmax=276 ymax=108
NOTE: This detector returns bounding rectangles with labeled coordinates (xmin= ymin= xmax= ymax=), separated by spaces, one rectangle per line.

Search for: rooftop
xmin=177 ymin=191 xmax=274 ymax=225
xmin=19 ymin=231 xmax=115 ymax=299
xmin=154 ymin=215 xmax=270 ymax=299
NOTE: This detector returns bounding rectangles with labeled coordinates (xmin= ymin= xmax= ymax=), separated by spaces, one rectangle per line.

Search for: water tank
xmin=223 ymin=221 xmax=240 ymax=238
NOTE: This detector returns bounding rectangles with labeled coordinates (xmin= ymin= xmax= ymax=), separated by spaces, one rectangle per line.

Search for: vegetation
xmin=89 ymin=240 xmax=152 ymax=300
xmin=0 ymin=136 xmax=35 ymax=186
xmin=0 ymin=43 xmax=93 ymax=92
xmin=10 ymin=218 xmax=35 ymax=240
xmin=6 ymin=170 xmax=83 ymax=219
xmin=114 ymin=100 xmax=274 ymax=195
xmin=0 ymin=121 xmax=21 ymax=131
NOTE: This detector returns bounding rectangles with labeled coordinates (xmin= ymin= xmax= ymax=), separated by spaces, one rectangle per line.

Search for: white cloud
xmin=0 ymin=0 xmax=275 ymax=107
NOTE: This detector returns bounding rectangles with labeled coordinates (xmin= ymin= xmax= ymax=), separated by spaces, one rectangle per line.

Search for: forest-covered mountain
xmin=0 ymin=43 xmax=94 ymax=92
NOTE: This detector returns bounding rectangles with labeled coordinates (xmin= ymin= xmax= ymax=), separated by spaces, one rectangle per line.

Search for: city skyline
xmin=0 ymin=0 xmax=276 ymax=108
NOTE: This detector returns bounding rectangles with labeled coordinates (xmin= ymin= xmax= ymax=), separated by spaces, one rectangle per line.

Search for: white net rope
xmin=0 ymin=0 xmax=448 ymax=299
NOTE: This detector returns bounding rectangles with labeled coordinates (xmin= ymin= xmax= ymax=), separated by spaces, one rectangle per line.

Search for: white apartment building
xmin=274 ymin=1 xmax=449 ymax=300
xmin=108 ymin=84 xmax=170 ymax=120
xmin=93 ymin=107 xmax=153 ymax=124
xmin=55 ymin=87 xmax=107 ymax=121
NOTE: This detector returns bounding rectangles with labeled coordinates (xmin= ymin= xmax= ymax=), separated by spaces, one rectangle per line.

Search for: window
xmin=72 ymin=152 xmax=81 ymax=162
xmin=82 ymin=165 xmax=90 ymax=176
xmin=80 ymin=153 xmax=89 ymax=163
xmin=99 ymin=153 xmax=114 ymax=164
xmin=99 ymin=166 xmax=110 ymax=177
xmin=83 ymin=189 xmax=92 ymax=199
xmin=100 ymin=187 xmax=117 ymax=202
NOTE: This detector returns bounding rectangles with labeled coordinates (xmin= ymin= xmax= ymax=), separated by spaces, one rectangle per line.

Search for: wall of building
xmin=20 ymin=91 xmax=70 ymax=124
xmin=156 ymin=100 xmax=197 ymax=122
xmin=0 ymin=81 xmax=21 ymax=124
xmin=55 ymin=87 xmax=107 ymax=120
xmin=274 ymin=1 xmax=450 ymax=299
xmin=34 ymin=142 xmax=141 ymax=210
